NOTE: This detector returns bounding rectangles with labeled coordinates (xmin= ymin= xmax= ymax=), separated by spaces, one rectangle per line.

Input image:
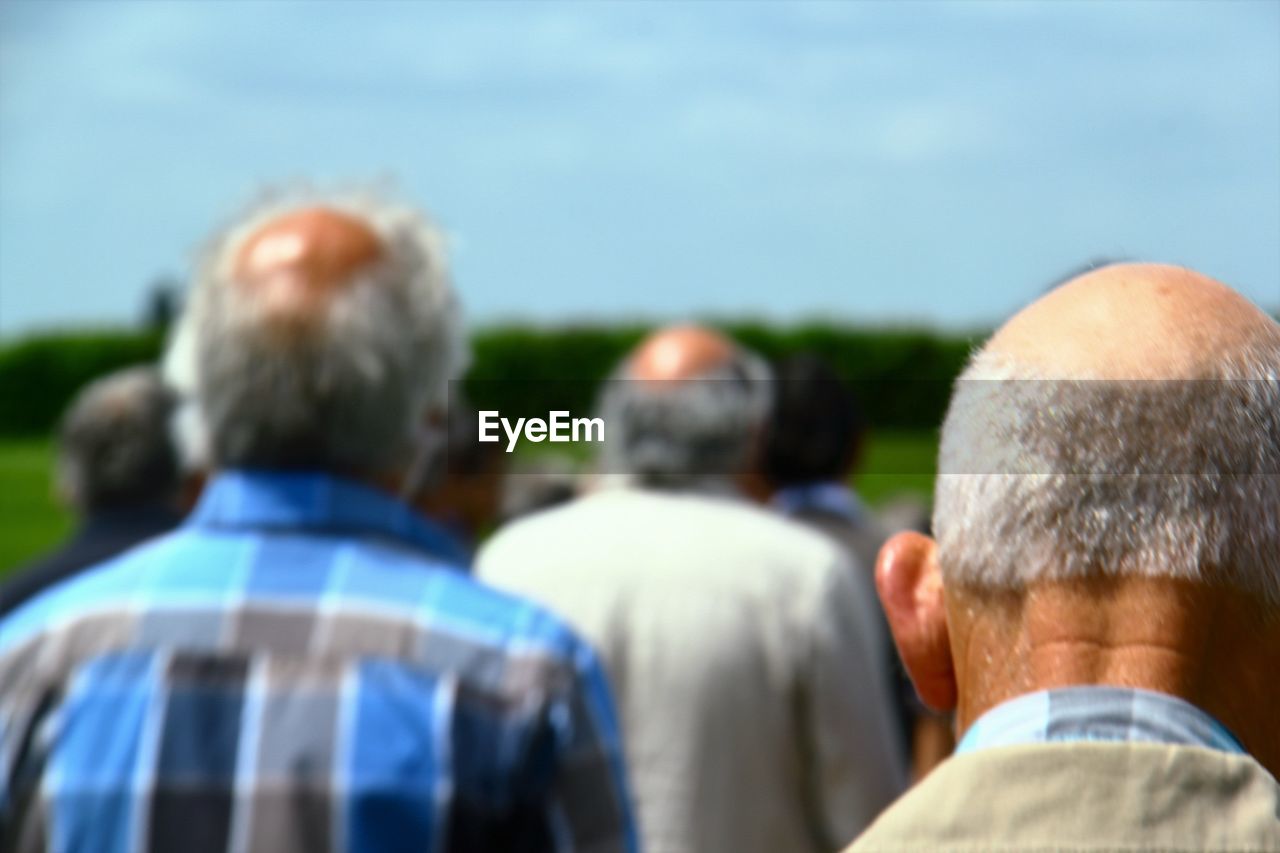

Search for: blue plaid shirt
xmin=957 ymin=685 xmax=1246 ymax=756
xmin=0 ymin=471 xmax=638 ymax=853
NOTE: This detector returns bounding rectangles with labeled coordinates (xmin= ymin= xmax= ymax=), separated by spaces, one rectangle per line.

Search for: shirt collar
xmin=772 ymin=481 xmax=865 ymax=522
xmin=189 ymin=470 xmax=471 ymax=569
xmin=957 ymin=686 xmax=1246 ymax=756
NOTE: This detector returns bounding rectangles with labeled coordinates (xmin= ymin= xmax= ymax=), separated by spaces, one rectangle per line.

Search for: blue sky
xmin=1 ymin=0 xmax=1277 ymax=336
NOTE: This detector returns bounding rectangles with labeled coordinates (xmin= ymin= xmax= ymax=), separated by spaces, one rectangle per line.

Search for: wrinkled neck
xmin=948 ymin=576 xmax=1279 ymax=774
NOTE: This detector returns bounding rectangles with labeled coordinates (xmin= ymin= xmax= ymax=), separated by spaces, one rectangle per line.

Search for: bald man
xmin=0 ymin=195 xmax=638 ymax=853
xmin=479 ymin=326 xmax=907 ymax=853
xmin=848 ymin=263 xmax=1280 ymax=851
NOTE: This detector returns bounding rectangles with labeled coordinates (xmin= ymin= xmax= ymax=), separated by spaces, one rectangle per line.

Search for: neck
xmin=949 ymin=575 xmax=1279 ymax=774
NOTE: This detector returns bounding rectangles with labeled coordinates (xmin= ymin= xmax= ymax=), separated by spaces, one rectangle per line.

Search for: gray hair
xmin=934 ymin=342 xmax=1280 ymax=606
xmin=168 ymin=398 xmax=211 ymax=476
xmin=596 ymin=347 xmax=773 ymax=488
xmin=164 ymin=189 xmax=467 ymax=476
xmin=56 ymin=366 xmax=180 ymax=512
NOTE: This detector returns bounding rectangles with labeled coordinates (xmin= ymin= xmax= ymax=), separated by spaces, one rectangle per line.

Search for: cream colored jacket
xmin=848 ymin=741 xmax=1280 ymax=852
xmin=478 ymin=488 xmax=907 ymax=853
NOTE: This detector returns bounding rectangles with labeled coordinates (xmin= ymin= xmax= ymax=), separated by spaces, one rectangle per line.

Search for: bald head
xmin=882 ymin=264 xmax=1280 ymax=769
xmin=232 ymin=207 xmax=386 ymax=319
xmin=987 ymin=263 xmax=1279 ymax=380
xmin=172 ymin=192 xmax=465 ymax=477
xmin=598 ymin=325 xmax=771 ymax=487
xmin=627 ymin=325 xmax=738 ymax=381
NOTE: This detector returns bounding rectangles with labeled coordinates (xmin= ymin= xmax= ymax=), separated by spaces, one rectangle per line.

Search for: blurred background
xmin=1 ymin=0 xmax=1277 ymax=571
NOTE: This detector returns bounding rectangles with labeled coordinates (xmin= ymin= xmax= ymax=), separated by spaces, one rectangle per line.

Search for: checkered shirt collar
xmin=189 ymin=469 xmax=471 ymax=568
xmin=957 ymin=685 xmax=1246 ymax=756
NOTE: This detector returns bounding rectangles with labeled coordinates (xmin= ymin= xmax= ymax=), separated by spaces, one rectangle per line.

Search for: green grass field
xmin=853 ymin=429 xmax=938 ymax=507
xmin=0 ymin=440 xmax=73 ymax=576
xmin=0 ymin=430 xmax=937 ymax=578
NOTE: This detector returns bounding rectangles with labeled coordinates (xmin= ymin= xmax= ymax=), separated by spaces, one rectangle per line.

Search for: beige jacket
xmin=478 ymin=488 xmax=907 ymax=853
xmin=848 ymin=741 xmax=1280 ymax=852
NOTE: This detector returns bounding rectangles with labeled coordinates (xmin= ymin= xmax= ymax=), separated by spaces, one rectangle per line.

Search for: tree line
xmin=0 ymin=323 xmax=985 ymax=437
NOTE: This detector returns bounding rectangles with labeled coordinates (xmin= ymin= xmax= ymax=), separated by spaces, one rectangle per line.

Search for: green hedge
xmin=0 ymin=324 xmax=983 ymax=437
xmin=463 ymin=323 xmax=980 ymax=430
xmin=0 ymin=330 xmax=166 ymax=437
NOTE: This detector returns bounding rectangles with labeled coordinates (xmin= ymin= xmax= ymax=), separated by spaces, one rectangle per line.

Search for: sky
xmin=0 ymin=0 xmax=1277 ymax=337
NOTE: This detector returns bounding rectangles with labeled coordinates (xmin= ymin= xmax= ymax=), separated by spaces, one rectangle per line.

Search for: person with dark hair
xmin=763 ymin=353 xmax=877 ymax=565
xmin=762 ymin=354 xmax=953 ymax=779
xmin=0 ymin=365 xmax=183 ymax=618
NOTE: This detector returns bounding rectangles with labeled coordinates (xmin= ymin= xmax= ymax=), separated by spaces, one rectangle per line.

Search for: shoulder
xmin=0 ymin=546 xmax=80 ymax=621
xmin=0 ymin=526 xmax=598 ymax=703
xmin=489 ymin=489 xmax=841 ymax=557
xmin=679 ymin=495 xmax=854 ymax=590
xmin=850 ymin=743 xmax=1280 ymax=851
xmin=0 ymin=530 xmax=188 ymax=655
xmin=479 ymin=490 xmax=852 ymax=612
xmin=0 ymin=524 xmax=573 ymax=650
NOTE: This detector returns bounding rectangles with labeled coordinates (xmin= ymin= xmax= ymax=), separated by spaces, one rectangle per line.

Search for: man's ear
xmin=876 ymin=531 xmax=957 ymax=712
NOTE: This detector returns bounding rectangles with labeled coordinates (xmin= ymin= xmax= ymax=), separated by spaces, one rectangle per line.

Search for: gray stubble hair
xmin=934 ymin=343 xmax=1280 ymax=606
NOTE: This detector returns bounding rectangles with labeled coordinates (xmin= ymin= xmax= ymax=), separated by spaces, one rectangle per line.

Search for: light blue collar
xmin=957 ymin=686 xmax=1245 ymax=756
xmin=772 ymin=481 xmax=865 ymax=523
xmin=190 ymin=470 xmax=471 ymax=569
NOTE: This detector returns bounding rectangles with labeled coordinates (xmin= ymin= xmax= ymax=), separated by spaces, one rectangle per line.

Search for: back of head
xmin=762 ymin=353 xmax=865 ymax=489
xmin=935 ymin=263 xmax=1280 ymax=605
xmin=57 ymin=366 xmax=180 ymax=513
xmin=877 ymin=263 xmax=1280 ymax=775
xmin=165 ymin=189 xmax=466 ymax=479
xmin=596 ymin=325 xmax=772 ymax=489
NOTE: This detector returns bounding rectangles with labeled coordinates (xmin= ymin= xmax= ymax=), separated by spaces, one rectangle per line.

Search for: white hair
xmin=161 ymin=309 xmax=211 ymax=475
xmin=167 ymin=399 xmax=210 ymax=475
xmin=596 ymin=348 xmax=773 ymax=489
xmin=163 ymin=188 xmax=467 ymax=476
xmin=934 ymin=341 xmax=1280 ymax=606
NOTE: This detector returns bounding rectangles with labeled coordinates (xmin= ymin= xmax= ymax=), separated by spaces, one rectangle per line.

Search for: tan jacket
xmin=479 ymin=488 xmax=907 ymax=853
xmin=848 ymin=741 xmax=1280 ymax=852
